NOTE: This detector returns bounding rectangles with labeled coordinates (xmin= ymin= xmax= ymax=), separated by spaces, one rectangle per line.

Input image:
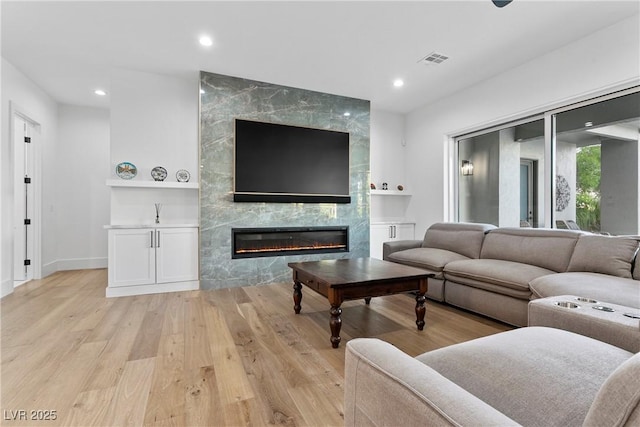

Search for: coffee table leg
xmin=330 ymin=305 xmax=342 ymax=348
xmin=293 ymin=281 xmax=302 ymax=314
xmin=364 ymin=297 xmax=371 ymax=305
xmin=415 ymin=292 xmax=426 ymax=330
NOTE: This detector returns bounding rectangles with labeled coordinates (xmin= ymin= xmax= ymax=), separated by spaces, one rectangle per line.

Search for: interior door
xmin=520 ymin=159 xmax=536 ymax=227
xmin=13 ymin=116 xmax=35 ymax=284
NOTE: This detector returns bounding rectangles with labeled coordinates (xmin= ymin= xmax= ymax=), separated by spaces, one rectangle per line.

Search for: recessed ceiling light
xmin=343 ymin=112 xmax=351 ymax=117
xmin=94 ymin=89 xmax=107 ymax=96
xmin=199 ymin=35 xmax=213 ymax=47
xmin=393 ymin=79 xmax=404 ymax=88
xmin=585 ymin=121 xmax=593 ymax=127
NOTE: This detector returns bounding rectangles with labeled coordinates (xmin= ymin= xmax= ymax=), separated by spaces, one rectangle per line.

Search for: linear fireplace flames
xmin=232 ymin=226 xmax=349 ymax=259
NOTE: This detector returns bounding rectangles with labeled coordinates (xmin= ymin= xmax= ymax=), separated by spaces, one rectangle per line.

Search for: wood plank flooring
xmin=0 ymin=269 xmax=511 ymax=426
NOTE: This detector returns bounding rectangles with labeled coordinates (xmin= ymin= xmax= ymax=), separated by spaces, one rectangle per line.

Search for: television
xmin=233 ymin=119 xmax=351 ymax=203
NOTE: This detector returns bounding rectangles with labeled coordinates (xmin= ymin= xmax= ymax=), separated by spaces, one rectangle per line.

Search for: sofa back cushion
xmin=583 ymin=352 xmax=640 ymax=427
xmin=422 ymin=222 xmax=496 ymax=259
xmin=567 ymin=235 xmax=640 ymax=279
xmin=631 ymin=236 xmax=640 ymax=281
xmin=480 ymin=228 xmax=581 ymax=272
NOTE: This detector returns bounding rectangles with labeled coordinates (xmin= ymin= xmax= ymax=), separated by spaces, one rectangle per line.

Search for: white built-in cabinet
xmin=370 ymin=222 xmax=415 ymax=259
xmin=105 ymin=176 xmax=200 ymax=297
xmin=370 ymin=189 xmax=415 ymax=259
xmin=106 ymin=225 xmax=199 ymax=297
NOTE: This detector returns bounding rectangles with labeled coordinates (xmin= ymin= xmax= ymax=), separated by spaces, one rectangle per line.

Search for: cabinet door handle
xmin=393 ymin=225 xmax=397 ymax=239
xmin=157 ymin=230 xmax=160 ymax=248
xmin=150 ymin=231 xmax=154 ymax=248
xmin=389 ymin=226 xmax=392 ymax=238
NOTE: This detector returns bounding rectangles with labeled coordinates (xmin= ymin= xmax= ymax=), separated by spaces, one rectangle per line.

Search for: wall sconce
xmin=461 ymin=160 xmax=474 ymax=176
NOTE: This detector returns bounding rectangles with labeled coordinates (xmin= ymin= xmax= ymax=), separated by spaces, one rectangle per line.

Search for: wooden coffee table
xmin=288 ymin=258 xmax=432 ymax=348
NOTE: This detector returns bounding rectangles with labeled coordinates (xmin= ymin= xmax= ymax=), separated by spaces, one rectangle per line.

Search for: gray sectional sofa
xmin=383 ymin=222 xmax=640 ymax=326
xmin=345 ymin=327 xmax=640 ymax=426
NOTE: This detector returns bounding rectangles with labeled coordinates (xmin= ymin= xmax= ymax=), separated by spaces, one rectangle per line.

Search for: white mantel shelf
xmin=104 ymin=224 xmax=199 ymax=229
xmin=370 ymin=190 xmax=412 ymax=196
xmin=106 ymin=179 xmax=199 ymax=189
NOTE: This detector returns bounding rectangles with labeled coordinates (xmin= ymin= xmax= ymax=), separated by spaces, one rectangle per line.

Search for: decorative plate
xmin=116 ymin=162 xmax=137 ymax=180
xmin=151 ymin=166 xmax=168 ymax=182
xmin=176 ymin=169 xmax=191 ymax=183
xmin=555 ymin=175 xmax=571 ymax=212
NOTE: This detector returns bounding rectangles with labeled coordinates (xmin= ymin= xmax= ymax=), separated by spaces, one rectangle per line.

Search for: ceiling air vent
xmin=419 ymin=52 xmax=449 ymax=66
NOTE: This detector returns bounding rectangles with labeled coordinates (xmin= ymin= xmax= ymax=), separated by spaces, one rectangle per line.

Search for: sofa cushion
xmin=444 ymin=259 xmax=555 ymax=298
xmin=529 ymin=272 xmax=640 ymax=309
xmin=583 ymin=352 xmax=640 ymax=427
xmin=344 ymin=338 xmax=521 ymax=427
xmin=635 ymin=256 xmax=640 ymax=281
xmin=480 ymin=228 xmax=581 ymax=272
xmin=387 ymin=248 xmax=469 ymax=279
xmin=416 ymin=327 xmax=633 ymax=427
xmin=422 ymin=222 xmax=496 ymax=260
xmin=568 ymin=235 xmax=639 ymax=278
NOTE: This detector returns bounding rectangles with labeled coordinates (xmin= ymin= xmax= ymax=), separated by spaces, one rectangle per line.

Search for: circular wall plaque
xmin=151 ymin=166 xmax=168 ymax=182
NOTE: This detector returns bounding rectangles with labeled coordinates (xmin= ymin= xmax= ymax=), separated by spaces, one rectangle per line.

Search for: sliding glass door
xmin=456 ymin=117 xmax=544 ymax=227
xmin=554 ymin=91 xmax=639 ymax=235
xmin=455 ymin=88 xmax=639 ymax=235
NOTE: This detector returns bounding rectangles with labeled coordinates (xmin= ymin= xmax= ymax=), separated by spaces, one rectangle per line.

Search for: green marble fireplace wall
xmin=199 ymin=71 xmax=370 ymax=289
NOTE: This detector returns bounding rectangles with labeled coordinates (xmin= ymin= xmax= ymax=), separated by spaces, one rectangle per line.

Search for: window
xmin=455 ymin=89 xmax=639 ymax=235
xmin=456 ymin=117 xmax=544 ymax=227
xmin=555 ymin=92 xmax=639 ymax=235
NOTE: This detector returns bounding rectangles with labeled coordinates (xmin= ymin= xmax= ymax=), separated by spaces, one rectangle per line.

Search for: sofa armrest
xmin=345 ymin=338 xmax=521 ymax=427
xmin=382 ymin=240 xmax=422 ymax=260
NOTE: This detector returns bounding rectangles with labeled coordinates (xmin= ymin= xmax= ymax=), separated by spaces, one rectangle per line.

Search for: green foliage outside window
xmin=575 ymin=145 xmax=601 ymax=232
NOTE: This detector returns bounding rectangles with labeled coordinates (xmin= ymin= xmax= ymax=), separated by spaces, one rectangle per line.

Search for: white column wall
xmin=404 ymin=15 xmax=640 ymax=236
xmin=56 ymin=105 xmax=110 ymax=270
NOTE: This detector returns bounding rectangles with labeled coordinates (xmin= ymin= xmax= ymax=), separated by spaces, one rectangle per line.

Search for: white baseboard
xmin=42 ymin=257 xmax=107 ymax=277
xmin=57 ymin=257 xmax=108 ymax=271
xmin=106 ymin=280 xmax=199 ymax=298
xmin=41 ymin=261 xmax=58 ymax=278
xmin=1 ymin=279 xmax=14 ymax=299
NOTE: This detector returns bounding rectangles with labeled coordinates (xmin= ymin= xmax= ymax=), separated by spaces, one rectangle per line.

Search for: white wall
xmin=1 ymin=58 xmax=59 ymax=296
xmin=404 ymin=15 xmax=640 ymax=236
xmin=110 ymin=68 xmax=198 ymax=181
xmin=370 ymin=109 xmax=406 ymax=190
xmin=370 ymin=109 xmax=412 ymax=222
xmin=109 ymin=68 xmax=199 ymax=225
xmin=56 ymin=105 xmax=110 ymax=270
xmin=499 ymin=127 xmax=521 ymax=227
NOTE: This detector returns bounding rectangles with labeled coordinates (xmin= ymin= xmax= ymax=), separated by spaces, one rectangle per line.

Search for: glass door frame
xmin=450 ymin=85 xmax=639 ymax=228
xmin=451 ymin=113 xmax=547 ymax=226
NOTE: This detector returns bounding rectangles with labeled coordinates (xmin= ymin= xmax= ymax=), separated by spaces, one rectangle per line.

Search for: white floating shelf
xmin=370 ymin=189 xmax=412 ymax=196
xmin=106 ymin=179 xmax=199 ymax=189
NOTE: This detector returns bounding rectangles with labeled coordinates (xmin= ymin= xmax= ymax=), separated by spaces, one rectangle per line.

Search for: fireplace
xmin=232 ymin=226 xmax=349 ymax=259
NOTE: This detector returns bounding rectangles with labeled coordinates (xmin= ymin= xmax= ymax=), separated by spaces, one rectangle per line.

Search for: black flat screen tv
xmin=233 ymin=119 xmax=351 ymax=203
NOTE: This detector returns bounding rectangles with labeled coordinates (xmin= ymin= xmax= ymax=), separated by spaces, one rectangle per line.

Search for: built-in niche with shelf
xmin=106 ymin=179 xmax=199 ymax=190
xmin=370 ymin=186 xmax=415 ymax=258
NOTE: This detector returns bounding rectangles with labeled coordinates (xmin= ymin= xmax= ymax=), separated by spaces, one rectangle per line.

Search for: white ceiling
xmin=2 ymin=1 xmax=638 ymax=114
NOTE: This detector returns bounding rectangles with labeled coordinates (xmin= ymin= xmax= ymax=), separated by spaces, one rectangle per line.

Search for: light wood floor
xmin=1 ymin=269 xmax=511 ymax=426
